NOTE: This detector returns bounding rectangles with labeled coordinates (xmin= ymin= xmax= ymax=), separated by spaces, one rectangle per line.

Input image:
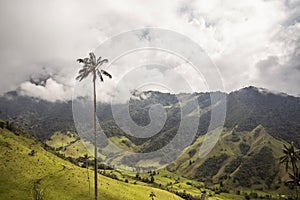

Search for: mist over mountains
xmin=0 ymin=86 xmax=299 ymax=147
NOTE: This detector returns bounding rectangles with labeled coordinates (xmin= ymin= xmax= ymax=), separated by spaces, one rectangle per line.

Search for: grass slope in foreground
xmin=0 ymin=126 xmax=182 ymax=200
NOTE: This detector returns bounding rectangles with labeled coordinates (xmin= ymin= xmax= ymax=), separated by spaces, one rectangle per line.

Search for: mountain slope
xmin=0 ymin=86 xmax=299 ymax=147
xmin=167 ymin=125 xmax=292 ymax=195
xmin=0 ymin=125 xmax=183 ymax=200
xmin=0 ymin=91 xmax=75 ymax=140
xmin=43 ymin=125 xmax=295 ymax=197
xmin=225 ymin=86 xmax=300 ymax=146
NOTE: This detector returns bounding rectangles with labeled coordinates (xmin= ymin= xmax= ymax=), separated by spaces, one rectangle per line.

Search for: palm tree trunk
xmin=93 ymin=79 xmax=98 ymax=200
xmin=86 ymin=159 xmax=91 ymax=199
xmin=292 ymin=162 xmax=299 ymax=199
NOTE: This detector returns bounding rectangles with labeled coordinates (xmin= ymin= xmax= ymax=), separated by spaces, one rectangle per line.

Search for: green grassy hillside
xmin=167 ymin=125 xmax=294 ymax=197
xmin=0 ymin=126 xmax=183 ymax=200
xmin=45 ymin=130 xmax=233 ymax=199
xmin=44 ymin=127 xmax=297 ymax=199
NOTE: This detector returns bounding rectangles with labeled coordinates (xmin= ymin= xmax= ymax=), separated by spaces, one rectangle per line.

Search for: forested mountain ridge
xmin=0 ymin=86 xmax=299 ymax=146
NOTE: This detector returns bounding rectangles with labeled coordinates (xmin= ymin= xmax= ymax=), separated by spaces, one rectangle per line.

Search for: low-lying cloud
xmin=19 ymin=78 xmax=72 ymax=102
xmin=0 ymin=0 xmax=299 ymax=102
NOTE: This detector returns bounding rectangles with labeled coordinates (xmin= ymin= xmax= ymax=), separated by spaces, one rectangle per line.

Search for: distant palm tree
xmin=280 ymin=142 xmax=300 ymax=198
xmin=76 ymin=52 xmax=111 ymax=200
xmin=149 ymin=191 xmax=156 ymax=200
xmin=84 ymin=154 xmax=91 ymax=199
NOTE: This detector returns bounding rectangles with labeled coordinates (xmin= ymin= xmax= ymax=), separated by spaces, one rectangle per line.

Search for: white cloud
xmin=0 ymin=0 xmax=299 ymax=101
xmin=253 ymin=22 xmax=300 ymax=95
xmin=73 ymin=50 xmax=207 ymax=103
xmin=19 ymin=78 xmax=72 ymax=102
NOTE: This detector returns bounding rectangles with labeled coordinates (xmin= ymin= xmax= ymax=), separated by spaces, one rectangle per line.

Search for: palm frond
xmin=101 ymin=70 xmax=112 ymax=78
xmin=97 ymin=58 xmax=108 ymax=66
xmin=77 ymin=58 xmax=84 ymax=63
xmin=79 ymin=68 xmax=89 ymax=74
xmin=77 ymin=57 xmax=91 ymax=64
xmin=288 ymin=172 xmax=300 ymax=186
xmin=83 ymin=58 xmax=90 ymax=63
xmin=282 ymin=149 xmax=289 ymax=154
xmin=89 ymin=52 xmax=97 ymax=65
xmin=280 ymin=157 xmax=289 ymax=168
xmin=83 ymin=64 xmax=92 ymax=69
xmin=75 ymin=74 xmax=82 ymax=81
xmin=76 ymin=70 xmax=91 ymax=82
xmin=80 ymin=73 xmax=89 ymax=81
xmin=96 ymin=56 xmax=102 ymax=64
xmin=97 ymin=69 xmax=103 ymax=82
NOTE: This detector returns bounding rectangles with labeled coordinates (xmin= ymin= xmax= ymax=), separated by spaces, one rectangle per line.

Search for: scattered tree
xmin=149 ymin=191 xmax=156 ymax=200
xmin=84 ymin=154 xmax=91 ymax=199
xmin=150 ymin=175 xmax=155 ymax=183
xmin=28 ymin=149 xmax=36 ymax=156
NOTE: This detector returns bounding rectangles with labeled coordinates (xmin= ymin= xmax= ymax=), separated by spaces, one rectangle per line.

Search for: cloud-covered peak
xmin=0 ymin=0 xmax=299 ymax=102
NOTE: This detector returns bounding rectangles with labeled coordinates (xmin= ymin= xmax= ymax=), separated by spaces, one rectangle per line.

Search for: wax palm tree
xmin=149 ymin=191 xmax=156 ymax=200
xmin=76 ymin=52 xmax=111 ymax=200
xmin=84 ymin=154 xmax=91 ymax=199
xmin=280 ymin=142 xmax=300 ymax=198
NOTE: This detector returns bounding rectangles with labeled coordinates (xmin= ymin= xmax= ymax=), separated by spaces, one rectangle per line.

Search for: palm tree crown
xmin=76 ymin=52 xmax=111 ymax=82
xmin=280 ymin=142 xmax=300 ymax=172
xmin=280 ymin=142 xmax=300 ymax=198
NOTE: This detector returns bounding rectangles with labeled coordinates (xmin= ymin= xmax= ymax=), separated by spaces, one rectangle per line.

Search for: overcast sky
xmin=0 ymin=0 xmax=299 ymax=102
